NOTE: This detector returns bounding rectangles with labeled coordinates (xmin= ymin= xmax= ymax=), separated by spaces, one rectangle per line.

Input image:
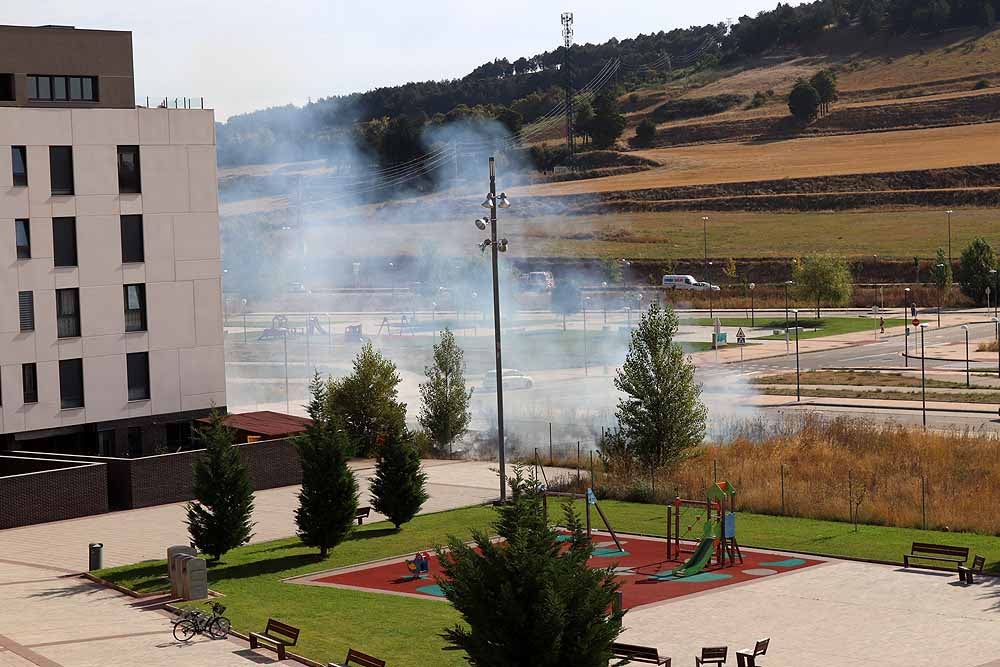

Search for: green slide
xmin=673 ymin=537 xmax=716 ymax=578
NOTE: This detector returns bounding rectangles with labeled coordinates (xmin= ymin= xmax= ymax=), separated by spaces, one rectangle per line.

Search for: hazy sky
xmin=13 ymin=1 xmax=800 ymax=120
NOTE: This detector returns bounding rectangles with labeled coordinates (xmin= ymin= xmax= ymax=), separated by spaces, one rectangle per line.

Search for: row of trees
xmin=789 ymin=69 xmax=839 ymax=122
xmin=185 ymin=331 xmax=476 ymax=562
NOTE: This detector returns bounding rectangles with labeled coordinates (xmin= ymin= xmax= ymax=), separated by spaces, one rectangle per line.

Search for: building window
xmin=124 ymin=284 xmax=147 ymax=332
xmin=18 ymin=291 xmax=34 ymax=332
xmin=127 ymin=352 xmax=150 ymax=401
xmin=15 ymin=219 xmax=30 ymax=258
xmin=27 ymin=75 xmax=97 ymax=102
xmin=59 ymin=358 xmax=84 ymax=409
xmin=97 ymin=429 xmax=116 ymax=456
xmin=117 ymin=146 xmax=141 ymax=193
xmin=127 ymin=426 xmax=143 ymax=457
xmin=49 ymin=146 xmax=74 ymax=195
xmin=56 ymin=288 xmax=81 ymax=338
xmin=53 ymin=217 xmax=77 ymax=266
xmin=121 ymin=215 xmax=144 ymax=263
xmin=0 ymin=74 xmax=13 ymax=101
xmin=22 ymin=363 xmax=37 ymax=404
xmin=12 ymin=146 xmax=27 ymax=186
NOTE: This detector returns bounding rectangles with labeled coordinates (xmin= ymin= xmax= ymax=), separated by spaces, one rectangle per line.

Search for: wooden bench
xmin=329 ymin=648 xmax=385 ymax=667
xmin=610 ymin=642 xmax=671 ymax=665
xmin=249 ymin=618 xmax=300 ymax=660
xmin=736 ymin=638 xmax=770 ymax=667
xmin=903 ymin=542 xmax=969 ymax=570
xmin=959 ymin=554 xmax=986 ymax=584
xmin=355 ymin=506 xmax=371 ymax=525
xmin=696 ymin=646 xmax=728 ymax=666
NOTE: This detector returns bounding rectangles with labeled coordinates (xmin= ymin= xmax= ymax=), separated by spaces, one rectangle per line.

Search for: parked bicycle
xmin=172 ymin=601 xmax=231 ymax=641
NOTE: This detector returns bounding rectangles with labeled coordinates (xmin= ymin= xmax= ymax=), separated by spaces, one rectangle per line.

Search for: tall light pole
xmin=919 ymin=323 xmax=929 ymax=429
xmin=993 ymin=317 xmax=1000 ymax=380
xmin=946 ymin=209 xmax=953 ymax=267
xmin=474 ymin=157 xmax=512 ymax=502
xmin=702 ymin=216 xmax=712 ymax=319
xmin=583 ymin=296 xmax=590 ymax=376
xmin=601 ymin=281 xmax=608 ymax=325
xmin=991 ymin=269 xmax=999 ymax=320
xmin=283 ymin=329 xmax=290 ymax=415
xmin=960 ymin=324 xmax=970 ymax=388
xmin=749 ymin=282 xmax=756 ymax=327
xmin=935 ymin=262 xmax=946 ymax=327
xmin=793 ymin=309 xmax=801 ymax=402
xmin=903 ymin=287 xmax=912 ymax=368
xmin=783 ymin=281 xmax=794 ymax=331
xmin=241 ymin=298 xmax=248 ymax=344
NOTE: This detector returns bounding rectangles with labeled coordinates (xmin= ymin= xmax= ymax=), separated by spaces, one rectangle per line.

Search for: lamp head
xmin=478 ymin=239 xmax=491 ymax=253
xmin=497 ymin=192 xmax=511 ymax=209
xmin=497 ymin=238 xmax=509 ymax=253
xmin=474 ymin=217 xmax=488 ymax=231
xmin=480 ymin=193 xmax=494 ymax=209
xmin=749 ymin=282 xmax=755 ymax=289
xmin=961 ymin=324 xmax=969 ymax=330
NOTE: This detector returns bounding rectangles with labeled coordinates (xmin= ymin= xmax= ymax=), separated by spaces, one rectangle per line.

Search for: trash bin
xmin=88 ymin=543 xmax=103 ymax=571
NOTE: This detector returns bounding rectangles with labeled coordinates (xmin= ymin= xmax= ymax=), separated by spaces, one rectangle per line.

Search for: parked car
xmin=482 ymin=369 xmax=534 ymax=390
xmin=287 ymin=281 xmax=307 ymax=293
xmin=662 ymin=275 xmax=699 ymax=289
xmin=694 ymin=281 xmax=721 ymax=292
xmin=522 ymin=271 xmax=555 ymax=292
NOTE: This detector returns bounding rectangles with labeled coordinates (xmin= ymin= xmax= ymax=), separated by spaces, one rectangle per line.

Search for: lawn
xmin=688 ymin=316 xmax=906 ymax=339
xmin=752 ymin=370 xmax=972 ymax=389
xmin=758 ymin=386 xmax=1000 ymax=404
xmin=96 ymin=500 xmax=1000 ymax=665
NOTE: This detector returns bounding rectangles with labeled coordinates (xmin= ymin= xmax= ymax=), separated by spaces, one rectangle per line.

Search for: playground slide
xmin=673 ymin=537 xmax=716 ymax=578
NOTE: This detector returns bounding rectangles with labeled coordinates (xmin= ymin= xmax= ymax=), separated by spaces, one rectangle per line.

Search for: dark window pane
xmin=0 ymin=74 xmax=13 ymax=101
xmin=12 ymin=146 xmax=27 ymax=186
xmin=117 ymin=146 xmax=141 ymax=193
xmin=18 ymin=291 xmax=34 ymax=332
xmin=59 ymin=358 xmax=84 ymax=409
xmin=120 ymin=215 xmax=144 ymax=262
xmin=53 ymin=76 xmax=67 ymax=100
xmin=15 ymin=219 xmax=30 ymax=259
xmin=69 ymin=77 xmax=82 ymax=100
xmin=56 ymin=288 xmax=81 ymax=338
xmin=53 ymin=217 xmax=77 ymax=266
xmin=124 ymin=284 xmax=147 ymax=332
xmin=82 ymin=77 xmax=94 ymax=100
xmin=49 ymin=146 xmax=74 ymax=195
xmin=37 ymin=76 xmax=50 ymax=100
xmin=28 ymin=75 xmax=39 ymax=99
xmin=127 ymin=426 xmax=143 ymax=457
xmin=127 ymin=352 xmax=150 ymax=401
xmin=22 ymin=363 xmax=37 ymax=404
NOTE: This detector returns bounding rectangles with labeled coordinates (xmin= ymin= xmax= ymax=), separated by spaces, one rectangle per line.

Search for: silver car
xmin=482 ymin=368 xmax=534 ymax=390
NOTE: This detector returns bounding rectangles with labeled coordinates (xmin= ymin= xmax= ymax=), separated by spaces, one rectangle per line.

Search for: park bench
xmin=903 ymin=543 xmax=969 ymax=570
xmin=736 ymin=638 xmax=770 ymax=667
xmin=355 ymin=506 xmax=371 ymax=525
xmin=329 ymin=648 xmax=386 ymax=667
xmin=610 ymin=642 xmax=671 ymax=665
xmin=696 ymin=646 xmax=728 ymax=666
xmin=249 ymin=618 xmax=300 ymax=660
xmin=959 ymin=554 xmax=986 ymax=584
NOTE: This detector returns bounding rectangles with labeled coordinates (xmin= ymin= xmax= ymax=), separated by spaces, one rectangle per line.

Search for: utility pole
xmin=561 ymin=13 xmax=575 ymax=160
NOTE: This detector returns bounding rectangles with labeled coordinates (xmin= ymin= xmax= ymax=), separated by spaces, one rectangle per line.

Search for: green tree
xmin=860 ymin=0 xmax=888 ymax=32
xmin=809 ymin=70 xmax=838 ymax=114
xmin=958 ymin=237 xmax=999 ymax=305
xmin=589 ymin=92 xmax=627 ymax=149
xmin=418 ymin=329 xmax=472 ymax=455
xmin=788 ymin=80 xmax=822 ymax=123
xmin=635 ymin=118 xmax=657 ymax=147
xmin=931 ymin=247 xmax=953 ymax=306
xmin=185 ymin=411 xmax=255 ymax=562
xmin=294 ymin=375 xmax=359 ymax=557
xmin=369 ymin=430 xmax=428 ymax=529
xmin=551 ymin=280 xmax=582 ymax=331
xmin=574 ymin=100 xmax=595 ymax=145
xmin=793 ymin=253 xmax=854 ymax=318
xmin=439 ymin=467 xmax=622 ymax=665
xmin=327 ymin=342 xmax=407 ymax=457
xmin=614 ymin=303 xmax=707 ymax=472
xmin=496 ymin=107 xmax=523 ymax=136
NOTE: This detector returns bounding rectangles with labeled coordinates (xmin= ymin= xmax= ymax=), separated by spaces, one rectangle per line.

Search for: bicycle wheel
xmin=207 ymin=616 xmax=231 ymax=639
xmin=173 ymin=619 xmax=197 ymax=642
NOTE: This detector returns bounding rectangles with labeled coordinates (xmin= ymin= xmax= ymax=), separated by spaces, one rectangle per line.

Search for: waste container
xmin=88 ymin=543 xmax=103 ymax=571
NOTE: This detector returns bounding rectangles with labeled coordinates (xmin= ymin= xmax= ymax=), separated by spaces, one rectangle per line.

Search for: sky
xmin=12 ymin=1 xmax=803 ymax=120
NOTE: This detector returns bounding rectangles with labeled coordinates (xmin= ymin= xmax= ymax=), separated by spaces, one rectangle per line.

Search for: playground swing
xmin=542 ymin=488 xmax=625 ymax=554
xmin=666 ymin=480 xmax=743 ymax=578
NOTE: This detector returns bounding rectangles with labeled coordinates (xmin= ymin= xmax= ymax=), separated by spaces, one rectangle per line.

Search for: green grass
xmin=95 ymin=500 xmax=1000 ymax=665
xmin=689 ymin=316 xmax=906 ymax=340
xmin=752 ymin=370 xmax=972 ymax=389
xmin=759 ymin=386 xmax=1000 ymax=404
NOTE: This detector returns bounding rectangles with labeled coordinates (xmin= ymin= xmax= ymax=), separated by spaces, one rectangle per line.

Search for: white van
xmin=662 ymin=275 xmax=699 ymax=290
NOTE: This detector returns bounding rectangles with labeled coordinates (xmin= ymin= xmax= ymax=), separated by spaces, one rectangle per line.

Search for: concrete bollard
xmin=186 ymin=558 xmax=209 ymax=600
xmin=167 ymin=546 xmax=196 ymax=598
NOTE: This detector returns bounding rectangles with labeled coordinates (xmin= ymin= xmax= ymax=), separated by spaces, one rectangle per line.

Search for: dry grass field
xmin=521 ymin=122 xmax=1000 ymax=196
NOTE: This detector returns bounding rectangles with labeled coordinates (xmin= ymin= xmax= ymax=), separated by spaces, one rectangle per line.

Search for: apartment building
xmin=0 ymin=25 xmax=225 ymax=456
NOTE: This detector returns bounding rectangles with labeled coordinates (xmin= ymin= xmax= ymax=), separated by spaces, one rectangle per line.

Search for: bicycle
xmin=172 ymin=601 xmax=231 ymax=641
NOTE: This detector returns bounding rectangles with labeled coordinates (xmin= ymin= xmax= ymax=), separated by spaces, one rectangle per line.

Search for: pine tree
xmin=369 ymin=428 xmax=428 ymax=529
xmin=295 ymin=374 xmax=359 ymax=557
xmin=439 ymin=467 xmax=622 ymax=665
xmin=185 ymin=411 xmax=255 ymax=562
xmin=418 ymin=329 xmax=472 ymax=455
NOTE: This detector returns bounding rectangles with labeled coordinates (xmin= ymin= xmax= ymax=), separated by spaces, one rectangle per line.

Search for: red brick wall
xmin=0 ymin=458 xmax=108 ymax=529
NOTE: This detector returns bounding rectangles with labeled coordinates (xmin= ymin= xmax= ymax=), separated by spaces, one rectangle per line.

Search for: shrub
xmin=974 ymin=79 xmax=990 ymax=90
xmin=650 ymin=94 xmax=746 ymax=123
xmin=635 ymin=118 xmax=657 ymax=147
xmin=370 ymin=431 xmax=428 ymax=529
xmin=788 ymin=80 xmax=822 ymax=122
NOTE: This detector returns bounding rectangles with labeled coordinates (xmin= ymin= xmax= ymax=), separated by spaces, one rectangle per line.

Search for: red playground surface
xmin=293 ymin=532 xmax=823 ymax=611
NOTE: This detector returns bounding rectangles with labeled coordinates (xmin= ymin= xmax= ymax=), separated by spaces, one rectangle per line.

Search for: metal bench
xmin=249 ymin=618 xmax=300 ymax=660
xmin=329 ymin=648 xmax=386 ymax=667
xmin=696 ymin=646 xmax=728 ymax=666
xmin=610 ymin=642 xmax=671 ymax=665
xmin=903 ymin=542 xmax=969 ymax=570
xmin=736 ymin=638 xmax=769 ymax=667
xmin=355 ymin=506 xmax=371 ymax=525
xmin=958 ymin=554 xmax=986 ymax=584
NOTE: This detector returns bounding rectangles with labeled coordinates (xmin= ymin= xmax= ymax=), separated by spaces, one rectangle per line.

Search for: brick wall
xmin=0 ymin=457 xmax=108 ymax=529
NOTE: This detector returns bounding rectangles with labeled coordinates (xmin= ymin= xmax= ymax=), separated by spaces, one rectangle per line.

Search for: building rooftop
xmin=199 ymin=411 xmax=313 ymax=439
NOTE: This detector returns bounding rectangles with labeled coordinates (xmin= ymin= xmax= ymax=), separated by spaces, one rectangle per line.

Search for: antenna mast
xmin=561 ymin=12 xmax=575 ymax=159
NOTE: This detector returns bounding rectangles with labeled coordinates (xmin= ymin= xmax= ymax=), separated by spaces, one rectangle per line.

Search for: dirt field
xmin=521 ymin=122 xmax=1000 ymax=196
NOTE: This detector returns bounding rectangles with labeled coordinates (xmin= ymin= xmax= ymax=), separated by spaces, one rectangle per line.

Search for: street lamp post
xmin=583 ymin=296 xmax=590 ymax=377
xmin=993 ymin=317 xmax=1000 ymax=380
xmin=919 ymin=323 xmax=929 ymax=429
xmin=935 ymin=263 xmax=946 ymax=328
xmin=601 ymin=282 xmax=608 ymax=325
xmin=991 ymin=269 xmax=999 ymax=320
xmin=903 ymin=287 xmax=912 ymax=368
xmin=702 ymin=216 xmax=712 ymax=319
xmin=793 ymin=309 xmax=801 ymax=402
xmin=473 ymin=157 xmax=512 ymax=503
xmin=241 ymin=298 xmax=248 ymax=344
xmin=749 ymin=282 xmax=756 ymax=327
xmin=283 ymin=329 xmax=290 ymax=415
xmin=946 ymin=209 xmax=953 ymax=267
xmin=783 ymin=281 xmax=793 ymax=331
xmin=960 ymin=324 xmax=970 ymax=388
